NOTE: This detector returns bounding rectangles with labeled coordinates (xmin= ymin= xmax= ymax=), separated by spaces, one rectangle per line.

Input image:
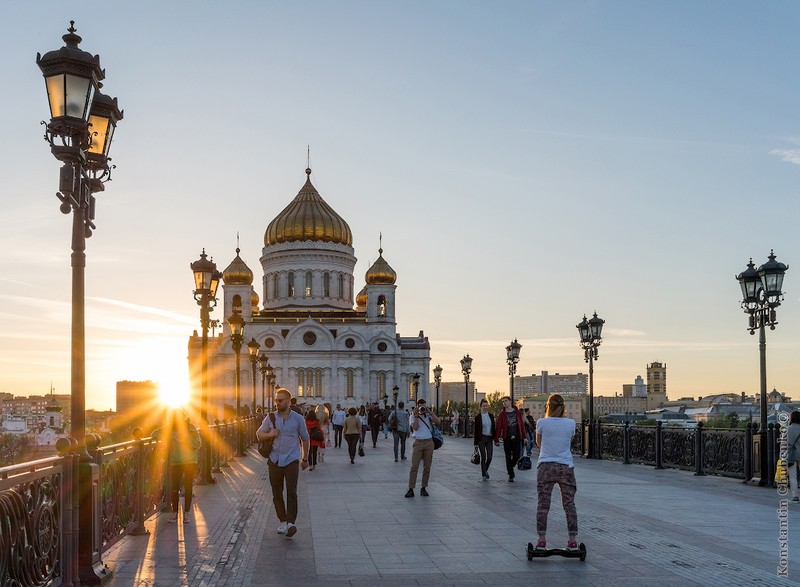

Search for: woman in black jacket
xmin=473 ymin=399 xmax=496 ymax=481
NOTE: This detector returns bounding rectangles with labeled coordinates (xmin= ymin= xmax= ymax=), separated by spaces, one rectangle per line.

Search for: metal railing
xmin=0 ymin=416 xmax=257 ymax=587
xmin=574 ymin=420 xmax=765 ymax=479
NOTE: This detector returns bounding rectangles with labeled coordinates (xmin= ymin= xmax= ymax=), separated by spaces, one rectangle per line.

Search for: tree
xmin=0 ymin=433 xmax=34 ymax=467
xmin=485 ymin=391 xmax=503 ymax=414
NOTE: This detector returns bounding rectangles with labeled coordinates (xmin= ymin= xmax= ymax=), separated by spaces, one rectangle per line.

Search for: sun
xmin=157 ymin=372 xmax=191 ymax=408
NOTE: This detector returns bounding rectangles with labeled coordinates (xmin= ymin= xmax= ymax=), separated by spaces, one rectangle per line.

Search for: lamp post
xmin=38 ymin=22 xmax=123 ymax=585
xmin=247 ymin=338 xmax=260 ymax=415
xmin=258 ymin=353 xmax=268 ymax=412
xmin=736 ymin=251 xmax=788 ymax=486
xmin=37 ymin=22 xmax=123 ymax=453
xmin=506 ymin=338 xmax=522 ymax=404
xmin=191 ymin=251 xmax=221 ymax=484
xmin=228 ymin=312 xmax=245 ymax=456
xmin=460 ymin=354 xmax=473 ymax=438
xmin=577 ymin=312 xmax=604 ymax=459
xmin=433 ymin=364 xmax=442 ymax=414
xmin=266 ymin=365 xmax=275 ymax=412
xmin=412 ymin=373 xmax=420 ymax=403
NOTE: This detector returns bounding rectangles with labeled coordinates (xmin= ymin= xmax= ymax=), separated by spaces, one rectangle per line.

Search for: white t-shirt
xmin=535 ymin=417 xmax=576 ymax=467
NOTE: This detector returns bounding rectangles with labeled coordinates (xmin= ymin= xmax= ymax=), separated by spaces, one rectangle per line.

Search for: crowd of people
xmin=248 ymin=389 xmax=580 ymax=550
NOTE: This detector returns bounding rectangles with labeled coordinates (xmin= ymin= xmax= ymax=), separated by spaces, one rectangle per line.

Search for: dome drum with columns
xmin=189 ymin=168 xmax=430 ymax=416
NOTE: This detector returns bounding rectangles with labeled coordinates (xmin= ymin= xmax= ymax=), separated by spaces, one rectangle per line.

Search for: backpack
xmin=388 ymin=411 xmax=397 ymax=432
xmin=257 ymin=413 xmax=277 ymax=458
xmin=310 ymin=424 xmax=324 ymax=442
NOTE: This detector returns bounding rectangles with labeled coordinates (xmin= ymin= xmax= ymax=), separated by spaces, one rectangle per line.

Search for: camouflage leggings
xmin=536 ymin=462 xmax=578 ymax=536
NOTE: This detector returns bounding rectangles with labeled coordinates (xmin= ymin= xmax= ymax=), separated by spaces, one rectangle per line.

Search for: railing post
xmin=130 ymin=428 xmax=149 ymax=536
xmin=623 ymin=421 xmax=631 ymax=465
xmin=694 ymin=422 xmax=705 ymax=476
xmin=768 ymin=423 xmax=777 ymax=488
xmin=78 ymin=433 xmax=112 ymax=584
xmin=743 ymin=421 xmax=754 ymax=482
xmin=56 ymin=437 xmax=76 ymax=587
xmin=581 ymin=419 xmax=588 ymax=458
xmin=655 ymin=421 xmax=664 ymax=469
xmin=595 ymin=419 xmax=603 ymax=460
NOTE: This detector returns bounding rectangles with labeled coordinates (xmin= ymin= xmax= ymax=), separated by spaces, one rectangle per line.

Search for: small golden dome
xmin=355 ymin=286 xmax=367 ymax=308
xmin=365 ymin=248 xmax=396 ymax=285
xmin=222 ymin=248 xmax=253 ymax=285
xmin=251 ymin=287 xmax=260 ymax=309
xmin=264 ymin=168 xmax=353 ymax=246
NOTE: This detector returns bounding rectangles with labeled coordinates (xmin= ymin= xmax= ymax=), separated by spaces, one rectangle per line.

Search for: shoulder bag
xmin=310 ymin=423 xmax=324 ymax=442
xmin=258 ymin=413 xmax=277 ymax=458
xmin=419 ymin=415 xmax=444 ymax=450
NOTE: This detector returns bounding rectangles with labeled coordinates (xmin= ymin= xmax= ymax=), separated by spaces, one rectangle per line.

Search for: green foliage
xmin=705 ymin=412 xmax=745 ymax=429
xmin=485 ymin=391 xmax=504 ymax=414
xmin=0 ymin=433 xmax=34 ymax=467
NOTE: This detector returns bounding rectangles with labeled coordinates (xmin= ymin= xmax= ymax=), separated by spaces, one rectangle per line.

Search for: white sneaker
xmin=277 ymin=521 xmax=288 ymax=534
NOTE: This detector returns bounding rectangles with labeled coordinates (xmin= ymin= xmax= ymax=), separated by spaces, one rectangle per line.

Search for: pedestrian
xmin=305 ymin=410 xmax=324 ymax=471
xmin=473 ymin=399 xmax=495 ymax=481
xmin=494 ymin=396 xmax=523 ymax=482
xmin=451 ymin=410 xmax=460 ymax=437
xmin=315 ymin=404 xmax=330 ymax=462
xmin=389 ymin=401 xmax=410 ymax=462
xmin=290 ymin=397 xmax=303 ymax=414
xmin=343 ymin=407 xmax=361 ymax=463
xmin=524 ymin=407 xmax=536 ymax=457
xmin=256 ymin=387 xmax=309 ymax=538
xmin=787 ymin=410 xmax=800 ymax=502
xmin=369 ymin=403 xmax=383 ymax=448
xmin=382 ymin=406 xmax=391 ymax=438
xmin=332 ymin=404 xmax=346 ymax=448
xmin=158 ymin=412 xmax=201 ymax=523
xmin=358 ymin=405 xmax=368 ymax=449
xmin=535 ymin=394 xmax=579 ymax=551
xmin=405 ymin=398 xmax=441 ymax=498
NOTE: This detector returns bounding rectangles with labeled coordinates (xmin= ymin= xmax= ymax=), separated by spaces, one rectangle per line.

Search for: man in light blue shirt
xmin=256 ymin=387 xmax=309 ymax=538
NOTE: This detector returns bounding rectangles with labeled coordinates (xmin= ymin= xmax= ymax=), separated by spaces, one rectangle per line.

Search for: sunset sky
xmin=2 ymin=1 xmax=799 ymax=410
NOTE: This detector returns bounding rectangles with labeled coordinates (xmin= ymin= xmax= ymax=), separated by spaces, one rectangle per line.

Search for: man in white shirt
xmin=405 ymin=398 xmax=441 ymax=498
xmin=256 ymin=388 xmax=309 ymax=538
xmin=331 ymin=404 xmax=346 ymax=448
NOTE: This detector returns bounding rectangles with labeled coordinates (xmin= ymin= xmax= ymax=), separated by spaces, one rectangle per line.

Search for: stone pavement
xmin=102 ymin=432 xmax=800 ymax=586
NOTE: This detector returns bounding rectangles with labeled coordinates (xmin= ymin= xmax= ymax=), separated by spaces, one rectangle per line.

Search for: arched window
xmin=377 ymin=295 xmax=387 ymax=316
xmin=232 ymin=294 xmax=242 ymax=315
xmin=338 ymin=274 xmax=344 ymax=298
xmin=298 ymin=370 xmax=304 ymax=397
xmin=315 ymin=370 xmax=323 ymax=397
xmin=346 ymin=370 xmax=354 ymax=398
xmin=378 ymin=372 xmax=386 ymax=401
xmin=323 ymin=272 xmax=330 ymax=297
xmin=305 ymin=271 xmax=312 ymax=297
xmin=288 ymin=272 xmax=295 ymax=296
xmin=273 ymin=274 xmax=278 ymax=299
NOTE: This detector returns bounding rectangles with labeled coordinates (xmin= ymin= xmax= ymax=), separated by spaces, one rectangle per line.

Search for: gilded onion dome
xmin=264 ymin=168 xmax=353 ymax=246
xmin=222 ymin=248 xmax=253 ymax=285
xmin=251 ymin=287 xmax=260 ymax=310
xmin=355 ymin=285 xmax=367 ymax=308
xmin=365 ymin=248 xmax=396 ymax=285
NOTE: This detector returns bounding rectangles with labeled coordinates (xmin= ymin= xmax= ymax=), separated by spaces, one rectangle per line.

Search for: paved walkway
xmin=102 ymin=433 xmax=800 ymax=586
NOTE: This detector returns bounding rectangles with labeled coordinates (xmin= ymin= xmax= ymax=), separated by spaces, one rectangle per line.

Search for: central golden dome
xmin=264 ymin=169 xmax=353 ymax=246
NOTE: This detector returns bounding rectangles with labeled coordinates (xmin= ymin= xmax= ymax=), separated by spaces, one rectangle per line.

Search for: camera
xmin=418 ymin=406 xmax=426 ymax=414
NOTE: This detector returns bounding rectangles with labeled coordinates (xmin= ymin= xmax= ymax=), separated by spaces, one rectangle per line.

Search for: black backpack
xmin=257 ymin=413 xmax=277 ymax=458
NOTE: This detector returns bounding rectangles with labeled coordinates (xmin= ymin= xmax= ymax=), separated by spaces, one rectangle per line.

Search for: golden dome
xmin=251 ymin=287 xmax=260 ymax=309
xmin=365 ymin=248 xmax=396 ymax=285
xmin=264 ymin=168 xmax=352 ymax=246
xmin=222 ymin=248 xmax=253 ymax=285
xmin=355 ymin=286 xmax=367 ymax=308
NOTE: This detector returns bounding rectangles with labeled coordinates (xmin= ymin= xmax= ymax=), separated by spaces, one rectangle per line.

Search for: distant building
xmin=116 ymin=381 xmax=163 ymax=434
xmin=514 ymin=371 xmax=587 ymax=397
xmin=431 ymin=381 xmax=482 ymax=407
xmin=519 ymin=395 xmax=583 ymax=422
xmin=594 ymin=395 xmax=646 ymax=416
xmin=646 ymin=362 xmax=667 ymax=409
xmin=622 ymin=375 xmax=647 ymax=398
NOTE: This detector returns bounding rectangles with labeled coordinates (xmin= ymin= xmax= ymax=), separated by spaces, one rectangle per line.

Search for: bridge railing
xmin=0 ymin=416 xmax=257 ymax=587
xmin=573 ymin=420 xmax=761 ymax=479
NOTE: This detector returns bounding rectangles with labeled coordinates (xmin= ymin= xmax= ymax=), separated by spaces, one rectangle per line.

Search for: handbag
xmin=471 ymin=446 xmax=480 ymax=465
xmin=257 ymin=413 xmax=277 ymax=458
xmin=419 ymin=416 xmax=444 ymax=450
xmin=310 ymin=424 xmax=324 ymax=442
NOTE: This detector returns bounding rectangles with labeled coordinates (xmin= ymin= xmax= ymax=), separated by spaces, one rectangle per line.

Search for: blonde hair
xmin=545 ymin=394 xmax=565 ymax=418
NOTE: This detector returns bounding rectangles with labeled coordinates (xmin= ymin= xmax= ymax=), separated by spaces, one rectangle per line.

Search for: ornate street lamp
xmin=247 ymin=338 xmax=260 ymax=415
xmin=37 ymin=22 xmax=123 ymax=452
xmin=258 ymin=353 xmax=269 ymax=412
xmin=460 ymin=354 xmax=473 ymax=438
xmin=228 ymin=312 xmax=245 ymax=456
xmin=506 ymin=338 xmax=522 ymax=404
xmin=412 ymin=373 xmax=420 ymax=403
xmin=577 ymin=311 xmax=604 ymax=458
xmin=191 ymin=250 xmax=221 ymax=484
xmin=737 ymin=251 xmax=788 ymax=486
xmin=433 ymin=364 xmax=442 ymax=414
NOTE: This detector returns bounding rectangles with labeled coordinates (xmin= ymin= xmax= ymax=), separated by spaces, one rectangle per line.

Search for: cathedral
xmin=189 ymin=168 xmax=430 ymax=419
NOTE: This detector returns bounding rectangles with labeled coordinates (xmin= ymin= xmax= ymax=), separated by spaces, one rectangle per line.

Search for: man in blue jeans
xmin=389 ymin=401 xmax=410 ymax=462
xmin=256 ymin=388 xmax=309 ymax=538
